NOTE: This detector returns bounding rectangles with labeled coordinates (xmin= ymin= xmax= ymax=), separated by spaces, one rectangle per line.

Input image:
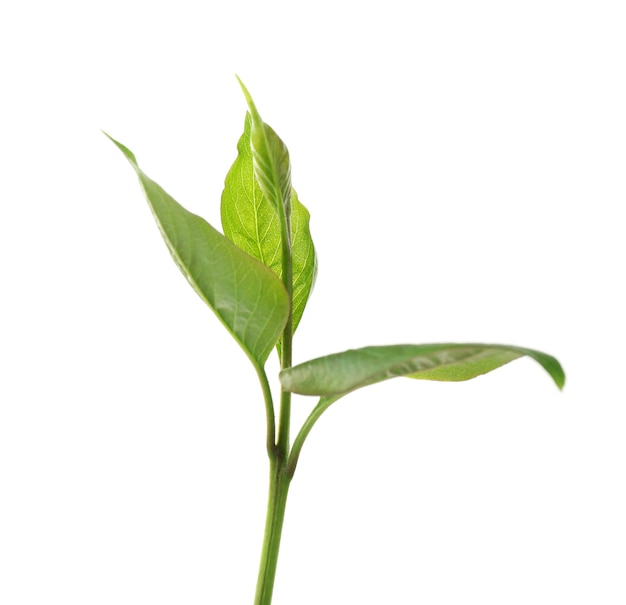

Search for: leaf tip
xmin=555 ymin=368 xmax=566 ymax=391
xmin=235 ymin=75 xmax=262 ymax=124
xmin=541 ymin=353 xmax=566 ymax=391
xmin=103 ymin=131 xmax=138 ymax=168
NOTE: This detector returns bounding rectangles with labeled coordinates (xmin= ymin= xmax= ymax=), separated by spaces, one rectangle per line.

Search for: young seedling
xmin=105 ymin=78 xmax=565 ymax=605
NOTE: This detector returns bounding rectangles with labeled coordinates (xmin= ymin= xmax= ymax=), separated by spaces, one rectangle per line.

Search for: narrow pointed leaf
xmin=236 ymin=77 xmax=292 ymax=228
xmin=105 ymin=133 xmax=289 ymax=366
xmin=280 ymin=344 xmax=565 ymax=402
xmin=221 ymin=115 xmax=317 ymax=333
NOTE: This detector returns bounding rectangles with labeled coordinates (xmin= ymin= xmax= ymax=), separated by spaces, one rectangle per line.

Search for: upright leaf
xmin=105 ymin=133 xmax=289 ymax=367
xmin=221 ymin=115 xmax=317 ymax=333
xmin=236 ymin=77 xmax=292 ymax=236
xmin=280 ymin=343 xmax=565 ymax=402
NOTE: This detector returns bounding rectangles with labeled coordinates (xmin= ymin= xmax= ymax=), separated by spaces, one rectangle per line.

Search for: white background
xmin=1 ymin=1 xmax=625 ymax=603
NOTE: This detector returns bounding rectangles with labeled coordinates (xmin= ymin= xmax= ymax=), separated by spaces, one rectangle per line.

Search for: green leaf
xmin=221 ymin=115 xmax=317 ymax=333
xmin=290 ymin=190 xmax=317 ymax=331
xmin=236 ymin=77 xmax=292 ymax=230
xmin=280 ymin=344 xmax=565 ymax=402
xmin=105 ymin=132 xmax=289 ymax=367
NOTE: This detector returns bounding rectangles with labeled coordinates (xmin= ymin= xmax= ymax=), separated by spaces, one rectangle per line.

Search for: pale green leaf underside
xmin=280 ymin=344 xmax=565 ymax=403
xmin=237 ymin=78 xmax=291 ymax=222
xmin=221 ymin=115 xmax=317 ymax=333
xmin=105 ymin=133 xmax=289 ymax=366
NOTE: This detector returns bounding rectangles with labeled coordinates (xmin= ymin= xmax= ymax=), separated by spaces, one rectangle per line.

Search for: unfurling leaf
xmin=105 ymin=133 xmax=289 ymax=367
xmin=236 ymin=77 xmax=292 ymax=232
xmin=221 ymin=115 xmax=317 ymax=333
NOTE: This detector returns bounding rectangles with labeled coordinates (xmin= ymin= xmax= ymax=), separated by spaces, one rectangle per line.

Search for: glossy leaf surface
xmin=221 ymin=115 xmax=317 ymax=333
xmin=106 ymin=133 xmax=289 ymax=366
xmin=280 ymin=344 xmax=565 ymax=401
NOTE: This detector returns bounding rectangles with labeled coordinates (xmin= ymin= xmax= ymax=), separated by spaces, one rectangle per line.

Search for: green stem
xmin=254 ymin=458 xmax=292 ymax=605
xmin=255 ymin=365 xmax=277 ymax=457
xmin=253 ymin=238 xmax=293 ymax=603
xmin=286 ymin=396 xmax=336 ymax=478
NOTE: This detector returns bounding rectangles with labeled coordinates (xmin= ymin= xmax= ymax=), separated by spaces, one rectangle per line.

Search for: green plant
xmin=105 ymin=77 xmax=565 ymax=605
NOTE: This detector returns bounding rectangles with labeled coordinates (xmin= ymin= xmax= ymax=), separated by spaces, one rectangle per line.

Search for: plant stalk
xmin=254 ymin=457 xmax=292 ymax=605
